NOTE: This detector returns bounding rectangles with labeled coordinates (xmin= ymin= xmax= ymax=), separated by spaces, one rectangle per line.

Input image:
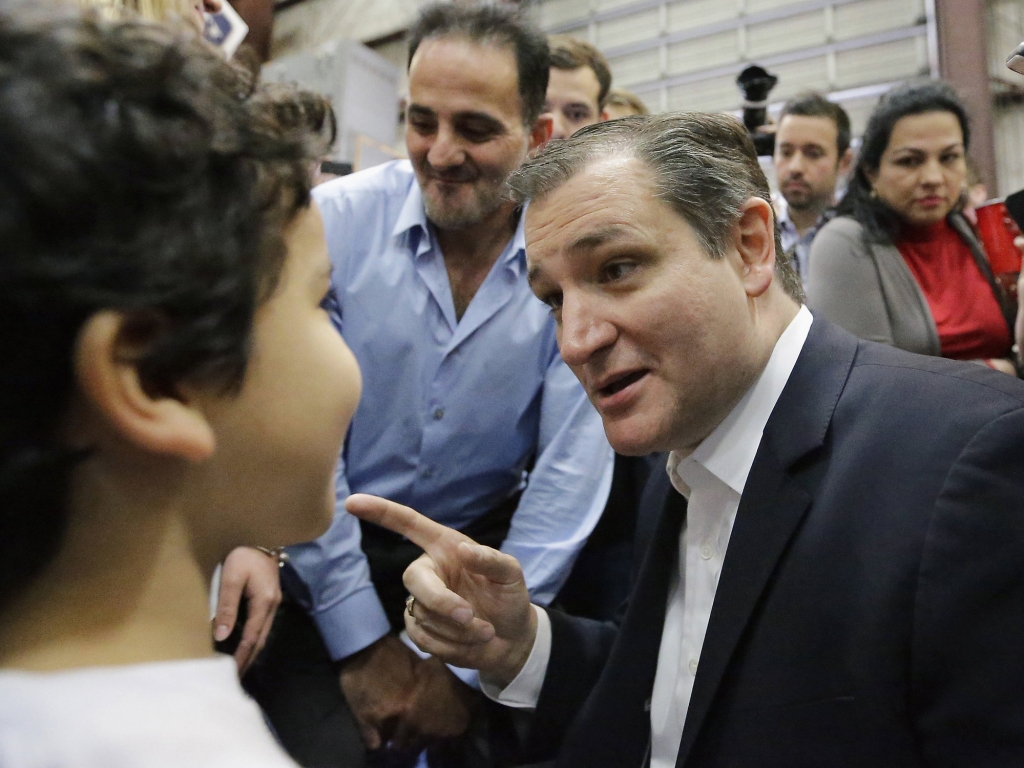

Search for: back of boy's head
xmin=0 ymin=0 xmax=333 ymax=609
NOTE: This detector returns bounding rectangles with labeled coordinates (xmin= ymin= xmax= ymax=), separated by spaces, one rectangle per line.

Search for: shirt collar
xmin=392 ymin=176 xmax=429 ymax=240
xmin=775 ymin=195 xmax=798 ymax=234
xmin=392 ymin=179 xmax=529 ymax=275
xmin=668 ymin=305 xmax=814 ymax=498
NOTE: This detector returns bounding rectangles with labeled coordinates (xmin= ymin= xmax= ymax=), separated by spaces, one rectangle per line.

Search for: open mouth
xmin=599 ymin=370 xmax=647 ymax=397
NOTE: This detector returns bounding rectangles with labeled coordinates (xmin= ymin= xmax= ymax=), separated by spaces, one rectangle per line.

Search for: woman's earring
xmin=869 ymin=187 xmax=878 ymax=199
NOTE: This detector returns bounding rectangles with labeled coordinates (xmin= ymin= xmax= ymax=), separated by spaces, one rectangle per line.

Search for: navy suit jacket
xmin=527 ymin=317 xmax=1024 ymax=767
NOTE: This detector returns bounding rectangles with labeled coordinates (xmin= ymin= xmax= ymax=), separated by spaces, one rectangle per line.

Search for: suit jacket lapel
xmin=675 ymin=317 xmax=859 ymax=768
xmin=557 ymin=470 xmax=685 ymax=767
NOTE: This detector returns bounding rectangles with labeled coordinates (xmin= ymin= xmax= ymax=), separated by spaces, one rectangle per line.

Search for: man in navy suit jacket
xmin=347 ymin=112 xmax=1024 ymax=767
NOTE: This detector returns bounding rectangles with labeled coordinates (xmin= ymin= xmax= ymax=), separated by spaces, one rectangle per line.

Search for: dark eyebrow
xmin=406 ymin=104 xmax=436 ymax=120
xmin=567 ymin=225 xmax=634 ymax=252
xmin=526 ymin=226 xmax=636 ymax=288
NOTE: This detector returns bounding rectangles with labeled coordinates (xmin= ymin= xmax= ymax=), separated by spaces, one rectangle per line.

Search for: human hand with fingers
xmin=345 ymin=493 xmax=538 ymax=689
xmin=213 ymin=546 xmax=282 ymax=675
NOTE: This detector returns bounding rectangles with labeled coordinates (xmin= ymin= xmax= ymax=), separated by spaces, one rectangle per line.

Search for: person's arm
xmin=806 ymin=220 xmax=896 ymax=346
xmin=912 ymin=406 xmax=1024 ymax=763
xmin=345 ymin=495 xmax=621 ymax=758
xmin=501 ymin=353 xmax=615 ymax=606
xmin=212 ymin=546 xmax=282 ymax=674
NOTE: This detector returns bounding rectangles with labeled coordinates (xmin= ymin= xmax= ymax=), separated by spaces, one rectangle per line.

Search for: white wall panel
xmin=596 ymin=8 xmax=661 ymax=47
xmin=533 ymin=0 xmax=938 ymax=151
xmin=667 ymin=30 xmax=741 ymax=76
xmin=770 ymin=56 xmax=831 ymax=100
xmin=745 ymin=0 xmax=811 ymax=14
xmin=667 ymin=73 xmax=737 ymax=111
xmin=667 ymin=0 xmax=740 ymax=33
xmin=834 ymin=36 xmax=927 ymax=89
xmin=747 ymin=11 xmax=828 ymax=59
xmin=536 ymin=0 xmax=590 ymax=31
xmin=833 ymin=0 xmax=924 ymax=42
xmin=609 ymin=48 xmax=662 ymax=86
xmin=995 ymin=102 xmax=1024 ymax=197
xmin=596 ymin=0 xmax=646 ymax=12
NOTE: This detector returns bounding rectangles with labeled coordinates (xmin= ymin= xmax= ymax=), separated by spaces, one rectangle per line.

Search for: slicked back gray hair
xmin=509 ymin=112 xmax=804 ymax=302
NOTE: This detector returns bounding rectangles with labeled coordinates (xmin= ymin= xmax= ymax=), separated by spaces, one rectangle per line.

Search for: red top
xmin=896 ymin=219 xmax=1011 ymax=360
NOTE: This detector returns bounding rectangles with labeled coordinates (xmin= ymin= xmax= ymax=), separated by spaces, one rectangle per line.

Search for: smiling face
xmin=774 ymin=114 xmax=848 ymax=213
xmin=545 ymin=66 xmax=605 ymax=140
xmin=184 ymin=203 xmax=361 ymax=549
xmin=405 ymin=37 xmax=539 ymax=231
xmin=868 ymin=111 xmax=967 ymax=227
xmin=525 ymin=157 xmax=767 ymax=456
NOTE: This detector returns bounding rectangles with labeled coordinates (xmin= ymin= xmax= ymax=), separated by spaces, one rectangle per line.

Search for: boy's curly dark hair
xmin=0 ymin=0 xmax=335 ymax=608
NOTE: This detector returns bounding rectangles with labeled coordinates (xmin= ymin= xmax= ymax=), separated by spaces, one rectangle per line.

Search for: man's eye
xmin=409 ymin=118 xmax=436 ymax=135
xmin=566 ymin=107 xmax=591 ymax=124
xmin=543 ymin=292 xmax=563 ymax=312
xmin=601 ymin=262 xmax=635 ymax=282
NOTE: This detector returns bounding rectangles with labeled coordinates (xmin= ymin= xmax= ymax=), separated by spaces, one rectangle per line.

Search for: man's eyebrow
xmin=527 ymin=264 xmax=544 ymax=288
xmin=406 ymin=104 xmax=436 ymax=118
xmin=567 ymin=225 xmax=633 ymax=252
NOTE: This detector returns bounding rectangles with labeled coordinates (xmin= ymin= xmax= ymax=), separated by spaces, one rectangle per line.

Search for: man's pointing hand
xmin=345 ymin=493 xmax=538 ymax=688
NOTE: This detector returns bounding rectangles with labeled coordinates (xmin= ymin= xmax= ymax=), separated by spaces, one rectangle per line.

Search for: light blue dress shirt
xmin=288 ymin=160 xmax=614 ymax=663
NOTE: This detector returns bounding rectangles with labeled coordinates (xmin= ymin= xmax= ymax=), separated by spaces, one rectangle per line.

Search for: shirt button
xmin=699 ymin=544 xmax=713 ymax=560
xmin=422 ymin=467 xmax=434 ymax=478
xmin=433 ymin=408 xmax=444 ymax=420
xmin=688 ymin=658 xmax=698 ymax=675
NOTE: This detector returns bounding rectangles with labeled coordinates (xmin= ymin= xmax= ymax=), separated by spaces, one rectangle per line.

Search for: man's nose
xmin=549 ymin=112 xmax=570 ymax=141
xmin=557 ymin=294 xmax=616 ymax=368
xmin=426 ymin=125 xmax=465 ymax=168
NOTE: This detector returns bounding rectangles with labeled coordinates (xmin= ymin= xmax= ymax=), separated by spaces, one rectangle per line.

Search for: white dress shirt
xmin=484 ymin=307 xmax=814 ymax=767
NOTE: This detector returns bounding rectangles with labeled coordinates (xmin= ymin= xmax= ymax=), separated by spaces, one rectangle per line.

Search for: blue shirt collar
xmin=392 ymin=177 xmax=528 ymax=276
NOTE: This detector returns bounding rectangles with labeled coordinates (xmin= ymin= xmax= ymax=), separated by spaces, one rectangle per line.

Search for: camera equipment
xmin=736 ymin=64 xmax=778 ymax=156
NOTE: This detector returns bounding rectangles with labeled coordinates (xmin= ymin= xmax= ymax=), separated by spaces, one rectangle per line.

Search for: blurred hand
xmin=345 ymin=494 xmax=537 ymax=688
xmin=339 ymin=634 xmax=419 ymax=751
xmin=214 ymin=546 xmax=282 ymax=675
xmin=391 ymin=656 xmax=475 ymax=752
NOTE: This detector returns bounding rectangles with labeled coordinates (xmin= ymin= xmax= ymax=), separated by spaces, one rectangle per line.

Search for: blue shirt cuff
xmin=311 ymin=586 xmax=391 ymax=661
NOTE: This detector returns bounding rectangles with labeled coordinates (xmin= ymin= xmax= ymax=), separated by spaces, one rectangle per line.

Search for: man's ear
xmin=528 ymin=113 xmax=554 ymax=156
xmin=74 ymin=311 xmax=216 ymax=462
xmin=838 ymin=147 xmax=854 ymax=176
xmin=734 ymin=197 xmax=776 ymax=299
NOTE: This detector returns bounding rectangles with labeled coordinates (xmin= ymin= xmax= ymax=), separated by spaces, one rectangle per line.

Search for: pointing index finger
xmin=345 ymin=493 xmax=455 ymax=551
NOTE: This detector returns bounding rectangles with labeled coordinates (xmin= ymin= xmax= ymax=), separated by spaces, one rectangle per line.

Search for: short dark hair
xmin=407 ymin=3 xmax=550 ymax=126
xmin=549 ymin=35 xmax=612 ymax=109
xmin=837 ymin=79 xmax=970 ymax=239
xmin=509 ymin=112 xmax=804 ymax=303
xmin=779 ymin=92 xmax=852 ymax=156
xmin=0 ymin=0 xmax=333 ymax=609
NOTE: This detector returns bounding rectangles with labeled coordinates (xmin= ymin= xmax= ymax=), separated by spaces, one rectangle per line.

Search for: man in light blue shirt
xmin=772 ymin=93 xmax=852 ymax=288
xmin=248 ymin=6 xmax=614 ymax=767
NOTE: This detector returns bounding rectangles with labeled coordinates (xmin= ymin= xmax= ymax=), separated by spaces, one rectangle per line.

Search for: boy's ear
xmin=74 ymin=311 xmax=215 ymax=462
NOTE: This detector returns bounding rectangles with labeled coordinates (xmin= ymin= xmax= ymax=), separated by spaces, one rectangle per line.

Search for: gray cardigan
xmin=806 ymin=213 xmax=1005 ymax=357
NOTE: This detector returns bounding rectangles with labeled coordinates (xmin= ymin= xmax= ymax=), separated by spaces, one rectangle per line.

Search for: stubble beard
xmin=421 ymin=175 xmax=510 ymax=231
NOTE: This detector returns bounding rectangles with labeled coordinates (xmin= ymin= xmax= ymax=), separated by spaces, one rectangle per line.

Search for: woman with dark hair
xmin=0 ymin=2 xmax=360 ymax=764
xmin=806 ymin=80 xmax=1019 ymax=375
